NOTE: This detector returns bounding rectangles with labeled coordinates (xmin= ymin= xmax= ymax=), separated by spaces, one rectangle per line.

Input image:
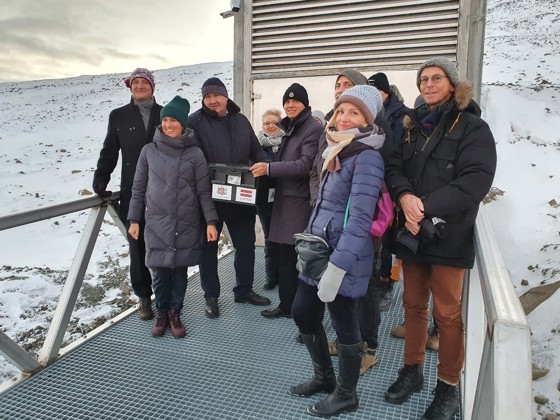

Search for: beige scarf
xmin=322 ymin=126 xmax=362 ymax=173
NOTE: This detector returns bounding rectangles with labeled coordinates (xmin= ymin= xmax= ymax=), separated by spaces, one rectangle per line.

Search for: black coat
xmin=383 ymin=93 xmax=409 ymax=149
xmin=93 ymin=97 xmax=162 ymax=222
xmin=268 ymin=108 xmax=321 ymax=244
xmin=385 ymin=82 xmax=497 ymax=268
xmin=188 ymin=100 xmax=268 ymax=165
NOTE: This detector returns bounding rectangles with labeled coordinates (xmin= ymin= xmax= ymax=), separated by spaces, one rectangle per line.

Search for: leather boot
xmin=421 ymin=379 xmax=458 ymax=419
xmin=168 ymin=310 xmax=186 ymax=338
xmin=384 ymin=363 xmax=424 ymax=404
xmin=288 ymin=328 xmax=336 ymax=397
xmin=307 ymin=342 xmax=362 ymax=417
xmin=151 ymin=311 xmax=168 ymax=337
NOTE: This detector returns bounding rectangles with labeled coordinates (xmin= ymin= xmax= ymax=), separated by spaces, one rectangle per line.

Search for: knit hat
xmin=336 ymin=69 xmax=368 ymax=87
xmin=201 ymin=77 xmax=228 ymax=98
xmin=282 ymin=83 xmax=309 ymax=108
xmin=333 ymin=85 xmax=382 ymax=126
xmin=416 ymin=57 xmax=459 ymax=89
xmin=160 ymin=95 xmax=190 ymax=128
xmin=124 ymin=68 xmax=155 ymax=91
xmin=312 ymin=110 xmax=326 ymax=127
xmin=368 ymin=72 xmax=391 ymax=94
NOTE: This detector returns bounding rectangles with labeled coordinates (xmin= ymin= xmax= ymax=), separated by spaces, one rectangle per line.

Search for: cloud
xmin=0 ymin=0 xmax=232 ymax=81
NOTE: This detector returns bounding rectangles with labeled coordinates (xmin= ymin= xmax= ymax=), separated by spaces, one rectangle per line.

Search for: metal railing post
xmin=0 ymin=331 xmax=41 ymax=373
xmin=38 ymin=206 xmax=107 ymax=366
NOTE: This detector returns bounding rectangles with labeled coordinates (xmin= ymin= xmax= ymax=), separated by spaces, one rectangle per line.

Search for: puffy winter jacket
xmin=385 ymin=82 xmax=497 ymax=268
xmin=188 ymin=100 xmax=269 ymax=165
xmin=300 ymin=132 xmax=385 ymax=298
xmin=127 ymin=128 xmax=218 ymax=268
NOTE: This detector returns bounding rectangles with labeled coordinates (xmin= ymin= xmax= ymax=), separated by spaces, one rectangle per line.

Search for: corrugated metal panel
xmin=250 ymin=0 xmax=460 ymax=78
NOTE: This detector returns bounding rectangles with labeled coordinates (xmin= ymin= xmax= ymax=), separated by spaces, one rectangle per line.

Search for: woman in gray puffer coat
xmin=128 ymin=96 xmax=218 ymax=339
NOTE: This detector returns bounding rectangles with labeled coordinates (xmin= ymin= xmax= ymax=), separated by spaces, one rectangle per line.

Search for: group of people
xmin=93 ymin=57 xmax=497 ymax=419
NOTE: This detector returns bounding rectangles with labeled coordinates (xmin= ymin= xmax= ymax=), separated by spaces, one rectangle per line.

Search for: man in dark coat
xmin=92 ymin=67 xmax=162 ymax=321
xmin=383 ymin=57 xmax=497 ymax=419
xmin=251 ymin=83 xmax=321 ymax=319
xmin=188 ymin=77 xmax=271 ymax=319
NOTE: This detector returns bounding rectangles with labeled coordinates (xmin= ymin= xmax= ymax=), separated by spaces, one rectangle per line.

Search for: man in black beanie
xmin=93 ymin=67 xmax=162 ymax=321
xmin=188 ymin=77 xmax=271 ymax=319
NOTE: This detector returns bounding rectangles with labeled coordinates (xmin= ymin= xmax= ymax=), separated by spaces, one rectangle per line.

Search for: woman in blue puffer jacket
xmin=289 ymin=86 xmax=385 ymax=418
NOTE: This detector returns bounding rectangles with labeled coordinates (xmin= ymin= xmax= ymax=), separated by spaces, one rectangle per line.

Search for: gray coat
xmin=127 ymin=128 xmax=218 ymax=268
xmin=268 ymin=108 xmax=322 ymax=244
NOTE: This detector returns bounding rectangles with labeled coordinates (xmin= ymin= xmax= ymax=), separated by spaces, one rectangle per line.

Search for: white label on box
xmin=227 ymin=174 xmax=241 ymax=185
xmin=212 ymin=184 xmax=232 ymax=200
xmin=236 ymin=187 xmax=256 ymax=204
xmin=268 ymin=188 xmax=275 ymax=203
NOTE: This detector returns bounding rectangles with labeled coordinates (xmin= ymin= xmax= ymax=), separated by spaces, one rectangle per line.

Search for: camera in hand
xmin=395 ymin=217 xmax=448 ymax=255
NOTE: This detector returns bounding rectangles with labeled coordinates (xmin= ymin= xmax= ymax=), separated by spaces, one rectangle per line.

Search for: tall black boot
xmin=288 ymin=328 xmax=336 ymax=397
xmin=307 ymin=341 xmax=362 ymax=417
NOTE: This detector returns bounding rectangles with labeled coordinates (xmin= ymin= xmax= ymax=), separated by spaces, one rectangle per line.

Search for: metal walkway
xmin=0 ymin=248 xmax=459 ymax=420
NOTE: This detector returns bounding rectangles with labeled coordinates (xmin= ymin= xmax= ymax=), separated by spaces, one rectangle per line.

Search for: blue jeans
xmin=199 ymin=202 xmax=256 ymax=299
xmin=292 ymin=280 xmax=361 ymax=345
xmin=152 ymin=267 xmax=188 ymax=312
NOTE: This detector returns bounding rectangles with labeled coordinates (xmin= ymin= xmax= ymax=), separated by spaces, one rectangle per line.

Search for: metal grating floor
xmin=0 ymin=248 xmax=461 ymax=420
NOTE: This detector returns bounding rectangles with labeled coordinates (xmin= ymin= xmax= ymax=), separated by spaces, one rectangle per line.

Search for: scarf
xmin=322 ymin=125 xmax=384 ymax=173
xmin=134 ymin=96 xmax=155 ymax=130
xmin=258 ymin=130 xmax=285 ymax=153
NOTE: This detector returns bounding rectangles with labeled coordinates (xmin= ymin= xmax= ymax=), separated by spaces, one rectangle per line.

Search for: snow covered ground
xmin=0 ymin=0 xmax=559 ymax=416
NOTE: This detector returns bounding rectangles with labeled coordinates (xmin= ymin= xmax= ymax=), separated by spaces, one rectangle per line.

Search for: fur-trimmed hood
xmin=403 ymin=81 xmax=478 ymax=128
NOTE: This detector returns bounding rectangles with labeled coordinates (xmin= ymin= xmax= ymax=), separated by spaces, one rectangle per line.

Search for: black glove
xmin=93 ymin=182 xmax=112 ymax=198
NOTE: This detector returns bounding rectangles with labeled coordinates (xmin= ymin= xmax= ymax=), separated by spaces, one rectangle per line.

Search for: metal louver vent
xmin=251 ymin=0 xmax=460 ymax=78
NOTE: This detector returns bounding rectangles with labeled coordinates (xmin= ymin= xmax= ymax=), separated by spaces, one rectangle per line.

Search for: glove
xmin=317 ymin=262 xmax=347 ymax=303
xmin=93 ymin=182 xmax=112 ymax=198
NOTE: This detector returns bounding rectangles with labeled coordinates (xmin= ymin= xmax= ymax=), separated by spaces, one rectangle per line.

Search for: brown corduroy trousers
xmin=402 ymin=261 xmax=465 ymax=385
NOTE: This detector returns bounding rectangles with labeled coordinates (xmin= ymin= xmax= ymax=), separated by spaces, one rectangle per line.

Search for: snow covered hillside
xmin=0 ymin=0 xmax=559 ymax=416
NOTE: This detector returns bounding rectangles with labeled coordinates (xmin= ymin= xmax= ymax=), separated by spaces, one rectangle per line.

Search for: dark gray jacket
xmin=188 ymin=100 xmax=269 ymax=164
xmin=128 ymin=128 xmax=218 ymax=268
xmin=268 ymin=108 xmax=322 ymax=244
xmin=93 ymin=97 xmax=162 ymax=222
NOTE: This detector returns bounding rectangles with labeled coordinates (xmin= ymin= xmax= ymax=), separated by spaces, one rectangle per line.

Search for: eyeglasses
xmin=263 ymin=121 xmax=279 ymax=126
xmin=419 ymin=74 xmax=448 ymax=86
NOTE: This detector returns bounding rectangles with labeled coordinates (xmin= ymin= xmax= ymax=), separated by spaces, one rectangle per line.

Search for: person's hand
xmin=93 ymin=182 xmax=112 ymax=198
xmin=399 ymin=193 xmax=424 ymax=224
xmin=207 ymin=225 xmax=218 ymax=242
xmin=250 ymin=162 xmax=268 ymax=177
xmin=128 ymin=223 xmax=139 ymax=240
xmin=404 ymin=220 xmax=420 ymax=236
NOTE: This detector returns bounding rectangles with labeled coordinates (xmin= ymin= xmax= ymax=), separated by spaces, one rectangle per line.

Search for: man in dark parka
xmin=93 ymin=67 xmax=162 ymax=321
xmin=188 ymin=77 xmax=271 ymax=319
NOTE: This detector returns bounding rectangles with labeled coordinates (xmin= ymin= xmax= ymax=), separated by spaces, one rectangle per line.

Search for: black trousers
xmin=292 ymin=280 xmax=361 ymax=345
xmin=126 ymin=220 xmax=153 ymax=299
xmin=275 ymin=243 xmax=299 ymax=313
xmin=199 ymin=202 xmax=256 ymax=299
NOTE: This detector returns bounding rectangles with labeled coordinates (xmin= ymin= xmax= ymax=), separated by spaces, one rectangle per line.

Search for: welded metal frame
xmin=0 ymin=193 xmax=124 ymax=373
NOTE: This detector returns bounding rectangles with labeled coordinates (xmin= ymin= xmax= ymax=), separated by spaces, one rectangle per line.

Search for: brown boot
xmin=426 ymin=327 xmax=439 ymax=352
xmin=168 ymin=310 xmax=186 ymax=338
xmin=138 ymin=297 xmax=154 ymax=320
xmin=151 ymin=311 xmax=168 ymax=337
xmin=390 ymin=322 xmax=405 ymax=339
xmin=359 ymin=343 xmax=379 ymax=375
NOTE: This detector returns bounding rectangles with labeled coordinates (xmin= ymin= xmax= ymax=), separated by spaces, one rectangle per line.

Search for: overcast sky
xmin=0 ymin=0 xmax=234 ymax=82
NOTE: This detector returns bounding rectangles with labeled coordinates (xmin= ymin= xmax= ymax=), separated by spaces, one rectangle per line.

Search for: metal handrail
xmin=0 ymin=193 xmax=124 ymax=376
xmin=463 ymin=206 xmax=532 ymax=419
